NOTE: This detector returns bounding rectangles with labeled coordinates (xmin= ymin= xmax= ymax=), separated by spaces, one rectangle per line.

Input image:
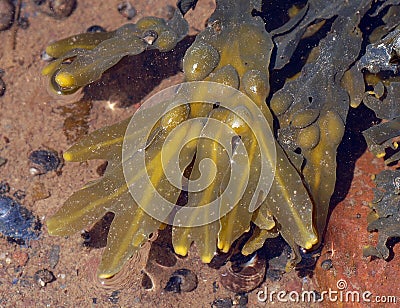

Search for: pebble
xmin=19 ymin=279 xmax=31 ymax=287
xmin=108 ymin=290 xmax=120 ymax=304
xmin=0 ymin=76 xmax=6 ymax=97
xmin=12 ymin=251 xmax=29 ymax=267
xmin=30 ymin=182 xmax=50 ymax=201
xmin=0 ymin=157 xmax=7 ymax=167
xmin=212 ymin=281 xmax=219 ymax=292
xmin=117 ymin=1 xmax=136 ymax=20
xmin=0 ymin=181 xmax=10 ymax=194
xmin=211 ymin=298 xmax=233 ymax=308
xmin=34 ymin=269 xmax=55 ymax=287
xmin=48 ymin=0 xmax=76 ymax=19
xmin=13 ymin=190 xmax=26 ymax=200
xmin=48 ymin=245 xmax=60 ymax=269
xmin=86 ymin=25 xmax=106 ymax=33
xmin=0 ymin=0 xmax=15 ymax=31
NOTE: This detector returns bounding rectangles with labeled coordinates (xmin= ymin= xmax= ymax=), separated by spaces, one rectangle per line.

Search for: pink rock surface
xmin=316 ymin=151 xmax=400 ymax=307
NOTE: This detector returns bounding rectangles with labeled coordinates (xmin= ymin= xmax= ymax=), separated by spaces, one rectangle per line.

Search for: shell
xmin=164 ymin=268 xmax=198 ymax=293
xmin=220 ymin=254 xmax=266 ymax=293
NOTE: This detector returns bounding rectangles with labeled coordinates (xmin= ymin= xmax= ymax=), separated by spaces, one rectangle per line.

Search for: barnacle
xmin=44 ymin=0 xmax=400 ymax=280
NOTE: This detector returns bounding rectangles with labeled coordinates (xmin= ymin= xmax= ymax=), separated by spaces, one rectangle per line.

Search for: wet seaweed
xmin=363 ymin=170 xmax=400 ymax=259
xmin=41 ymin=0 xmax=400 ymax=281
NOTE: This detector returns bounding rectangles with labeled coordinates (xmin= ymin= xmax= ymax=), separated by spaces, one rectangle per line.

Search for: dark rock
xmin=48 ymin=0 xmax=76 ymax=19
xmin=86 ymin=25 xmax=106 ymax=33
xmin=34 ymin=269 xmax=55 ymax=287
xmin=0 ymin=0 xmax=15 ymax=31
xmin=211 ymin=298 xmax=233 ymax=308
xmin=117 ymin=1 xmax=136 ymax=20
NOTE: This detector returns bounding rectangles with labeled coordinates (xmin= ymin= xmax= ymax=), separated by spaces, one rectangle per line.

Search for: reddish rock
xmin=315 ymin=151 xmax=400 ymax=307
xmin=12 ymin=251 xmax=29 ymax=267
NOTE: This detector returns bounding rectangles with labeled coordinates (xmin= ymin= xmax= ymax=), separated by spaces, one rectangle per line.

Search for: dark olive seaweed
xmin=363 ymin=170 xmax=400 ymax=259
xmin=42 ymin=0 xmax=400 ymax=280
